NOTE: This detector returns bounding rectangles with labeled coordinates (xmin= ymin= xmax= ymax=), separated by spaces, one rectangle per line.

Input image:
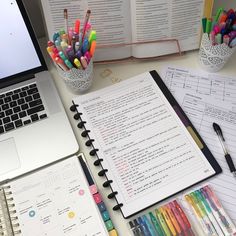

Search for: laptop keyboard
xmin=0 ymin=83 xmax=48 ymax=134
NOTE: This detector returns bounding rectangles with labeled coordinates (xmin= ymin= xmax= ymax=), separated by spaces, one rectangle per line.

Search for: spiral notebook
xmin=0 ymin=155 xmax=108 ymax=236
xmin=70 ymin=70 xmax=221 ymax=219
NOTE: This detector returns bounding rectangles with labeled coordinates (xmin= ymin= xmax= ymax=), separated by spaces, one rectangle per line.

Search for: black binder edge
xmin=70 ymin=101 xmax=123 ymax=213
xmin=70 ymin=70 xmax=222 ymax=218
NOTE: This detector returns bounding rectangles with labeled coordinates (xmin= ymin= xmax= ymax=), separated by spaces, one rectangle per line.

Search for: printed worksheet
xmin=162 ymin=66 xmax=236 ymax=107
xmin=169 ymin=90 xmax=236 ymax=224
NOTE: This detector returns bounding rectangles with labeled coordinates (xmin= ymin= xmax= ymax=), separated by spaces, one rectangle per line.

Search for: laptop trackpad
xmin=0 ymin=138 xmax=20 ymax=175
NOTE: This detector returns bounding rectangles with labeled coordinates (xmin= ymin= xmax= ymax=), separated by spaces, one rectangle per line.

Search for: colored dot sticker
xmin=68 ymin=211 xmax=75 ymax=219
xmin=29 ymin=210 xmax=36 ymax=217
xmin=79 ymin=189 xmax=85 ymax=196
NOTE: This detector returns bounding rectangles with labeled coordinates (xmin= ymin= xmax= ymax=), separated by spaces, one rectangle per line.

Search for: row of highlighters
xmin=128 ymin=185 xmax=236 ymax=236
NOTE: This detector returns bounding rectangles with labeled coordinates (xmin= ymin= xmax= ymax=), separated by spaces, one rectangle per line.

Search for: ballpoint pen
xmin=213 ymin=122 xmax=236 ymax=178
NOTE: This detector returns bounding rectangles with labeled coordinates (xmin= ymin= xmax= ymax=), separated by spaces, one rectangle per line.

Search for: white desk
xmin=47 ymin=49 xmax=236 ymax=235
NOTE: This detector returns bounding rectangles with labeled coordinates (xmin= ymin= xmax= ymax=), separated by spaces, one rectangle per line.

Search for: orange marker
xmin=165 ymin=205 xmax=182 ymax=234
xmin=160 ymin=207 xmax=177 ymax=236
xmin=90 ymin=40 xmax=96 ymax=57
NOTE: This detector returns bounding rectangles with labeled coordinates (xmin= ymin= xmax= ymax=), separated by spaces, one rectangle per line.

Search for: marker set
xmin=129 ymin=200 xmax=195 ymax=236
xmin=185 ymin=185 xmax=236 ymax=236
xmin=46 ymin=9 xmax=96 ymax=71
xmin=202 ymin=8 xmax=236 ymax=47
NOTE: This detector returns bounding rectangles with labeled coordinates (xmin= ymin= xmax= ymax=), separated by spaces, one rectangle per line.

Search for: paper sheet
xmin=162 ymin=67 xmax=236 ymax=223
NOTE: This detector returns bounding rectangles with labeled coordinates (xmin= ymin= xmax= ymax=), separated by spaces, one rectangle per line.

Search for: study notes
xmin=72 ymin=70 xmax=221 ymax=218
xmin=40 ymin=0 xmax=212 ymax=61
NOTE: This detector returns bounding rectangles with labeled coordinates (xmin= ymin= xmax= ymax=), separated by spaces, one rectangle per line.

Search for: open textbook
xmin=40 ymin=0 xmax=213 ymax=61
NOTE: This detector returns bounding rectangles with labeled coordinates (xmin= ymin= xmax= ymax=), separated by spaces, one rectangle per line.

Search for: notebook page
xmin=74 ymin=72 xmax=217 ymax=217
xmin=7 ymin=156 xmax=108 ymax=236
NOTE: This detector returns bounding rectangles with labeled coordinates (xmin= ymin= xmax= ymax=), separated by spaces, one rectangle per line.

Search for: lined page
xmin=40 ymin=0 xmax=132 ymax=61
xmin=7 ymin=156 xmax=108 ymax=236
xmin=74 ymin=72 xmax=216 ymax=218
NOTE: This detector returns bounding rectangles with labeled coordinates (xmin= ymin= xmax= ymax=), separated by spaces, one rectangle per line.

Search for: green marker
xmin=155 ymin=209 xmax=171 ymax=236
xmin=214 ymin=7 xmax=223 ymax=22
xmin=202 ymin=17 xmax=207 ymax=33
xmin=89 ymin=30 xmax=96 ymax=46
xmin=195 ymin=190 xmax=223 ymax=235
xmin=149 ymin=212 xmax=164 ymax=236
xmin=206 ymin=18 xmax=212 ymax=34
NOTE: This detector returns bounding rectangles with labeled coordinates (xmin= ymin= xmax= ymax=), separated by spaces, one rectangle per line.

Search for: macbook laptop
xmin=0 ymin=0 xmax=78 ymax=182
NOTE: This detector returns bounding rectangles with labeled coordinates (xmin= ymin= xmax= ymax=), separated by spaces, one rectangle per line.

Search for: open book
xmin=0 ymin=155 xmax=109 ymax=236
xmin=70 ymin=70 xmax=221 ymax=218
xmin=40 ymin=0 xmax=213 ymax=61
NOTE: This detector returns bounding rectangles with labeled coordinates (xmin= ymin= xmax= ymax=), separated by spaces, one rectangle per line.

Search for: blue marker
xmin=138 ymin=217 xmax=152 ymax=236
xmin=141 ymin=215 xmax=156 ymax=236
xmin=81 ymin=38 xmax=89 ymax=54
xmin=53 ymin=32 xmax=60 ymax=42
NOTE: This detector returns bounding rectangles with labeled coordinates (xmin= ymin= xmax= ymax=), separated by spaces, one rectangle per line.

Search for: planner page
xmin=7 ymin=156 xmax=108 ymax=236
xmin=74 ymin=72 xmax=216 ymax=218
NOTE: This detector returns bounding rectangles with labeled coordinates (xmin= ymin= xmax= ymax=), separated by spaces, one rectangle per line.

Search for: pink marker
xmin=80 ymin=56 xmax=88 ymax=69
xmin=84 ymin=51 xmax=91 ymax=63
xmin=223 ymin=35 xmax=230 ymax=45
xmin=210 ymin=31 xmax=216 ymax=45
xmin=213 ymin=25 xmax=220 ymax=34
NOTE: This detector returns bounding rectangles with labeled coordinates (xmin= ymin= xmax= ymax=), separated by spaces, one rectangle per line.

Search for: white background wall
xmin=23 ymin=0 xmax=236 ymax=39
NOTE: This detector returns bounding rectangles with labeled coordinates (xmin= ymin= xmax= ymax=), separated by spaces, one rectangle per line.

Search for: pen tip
xmin=213 ymin=122 xmax=220 ymax=132
xmin=87 ymin=9 xmax=91 ymax=14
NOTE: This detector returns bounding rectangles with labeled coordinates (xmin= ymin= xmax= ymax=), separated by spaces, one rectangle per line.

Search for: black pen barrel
xmin=225 ymin=154 xmax=236 ymax=172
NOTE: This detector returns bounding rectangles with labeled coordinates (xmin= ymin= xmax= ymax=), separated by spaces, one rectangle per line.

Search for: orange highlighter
xmin=164 ymin=205 xmax=182 ymax=235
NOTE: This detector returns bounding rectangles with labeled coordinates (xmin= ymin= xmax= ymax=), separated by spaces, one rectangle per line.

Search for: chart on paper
xmin=162 ymin=66 xmax=236 ymax=105
xmin=169 ymin=90 xmax=236 ymax=223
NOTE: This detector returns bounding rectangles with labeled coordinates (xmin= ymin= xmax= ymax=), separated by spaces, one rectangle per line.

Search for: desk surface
xmin=47 ymin=49 xmax=236 ymax=235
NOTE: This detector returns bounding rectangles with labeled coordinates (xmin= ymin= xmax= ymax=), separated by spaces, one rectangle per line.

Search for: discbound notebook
xmin=0 ymin=155 xmax=108 ymax=236
xmin=70 ymin=70 xmax=221 ymax=218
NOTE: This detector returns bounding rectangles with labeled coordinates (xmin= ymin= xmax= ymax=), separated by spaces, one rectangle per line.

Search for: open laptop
xmin=0 ymin=0 xmax=79 ymax=182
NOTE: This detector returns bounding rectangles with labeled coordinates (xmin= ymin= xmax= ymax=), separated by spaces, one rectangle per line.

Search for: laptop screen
xmin=0 ymin=0 xmax=46 ymax=84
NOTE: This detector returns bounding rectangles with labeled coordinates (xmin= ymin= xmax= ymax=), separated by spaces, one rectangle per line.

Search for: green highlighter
xmin=155 ymin=209 xmax=172 ymax=236
xmin=149 ymin=212 xmax=164 ymax=236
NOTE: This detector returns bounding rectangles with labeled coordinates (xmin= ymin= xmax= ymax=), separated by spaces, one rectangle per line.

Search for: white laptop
xmin=0 ymin=0 xmax=78 ymax=182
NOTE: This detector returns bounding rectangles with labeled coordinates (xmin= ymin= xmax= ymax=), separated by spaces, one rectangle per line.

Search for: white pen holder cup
xmin=57 ymin=59 xmax=93 ymax=93
xmin=199 ymin=33 xmax=236 ymax=72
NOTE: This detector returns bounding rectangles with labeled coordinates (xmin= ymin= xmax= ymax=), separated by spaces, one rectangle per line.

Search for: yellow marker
xmin=74 ymin=58 xmax=82 ymax=69
xmin=109 ymin=229 xmax=118 ymax=236
xmin=159 ymin=207 xmax=177 ymax=236
xmin=155 ymin=209 xmax=171 ymax=236
xmin=164 ymin=205 xmax=182 ymax=234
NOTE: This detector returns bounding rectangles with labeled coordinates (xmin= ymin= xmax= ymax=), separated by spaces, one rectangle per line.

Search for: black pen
xmin=213 ymin=122 xmax=236 ymax=178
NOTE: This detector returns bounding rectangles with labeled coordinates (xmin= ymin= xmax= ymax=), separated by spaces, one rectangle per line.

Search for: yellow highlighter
xmin=159 ymin=206 xmax=177 ymax=236
xmin=74 ymin=58 xmax=82 ymax=69
xmin=164 ymin=205 xmax=182 ymax=235
xmin=155 ymin=209 xmax=172 ymax=236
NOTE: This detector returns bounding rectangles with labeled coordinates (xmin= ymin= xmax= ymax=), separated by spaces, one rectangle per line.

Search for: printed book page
xmin=130 ymin=0 xmax=205 ymax=58
xmin=7 ymin=156 xmax=108 ymax=236
xmin=40 ymin=0 xmax=208 ymax=61
xmin=40 ymin=0 xmax=132 ymax=61
xmin=73 ymin=72 xmax=216 ymax=217
xmin=161 ymin=66 xmax=236 ymax=223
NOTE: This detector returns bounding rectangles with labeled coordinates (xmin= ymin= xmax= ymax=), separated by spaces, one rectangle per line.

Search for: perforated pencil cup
xmin=198 ymin=33 xmax=236 ymax=72
xmin=57 ymin=59 xmax=94 ymax=93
